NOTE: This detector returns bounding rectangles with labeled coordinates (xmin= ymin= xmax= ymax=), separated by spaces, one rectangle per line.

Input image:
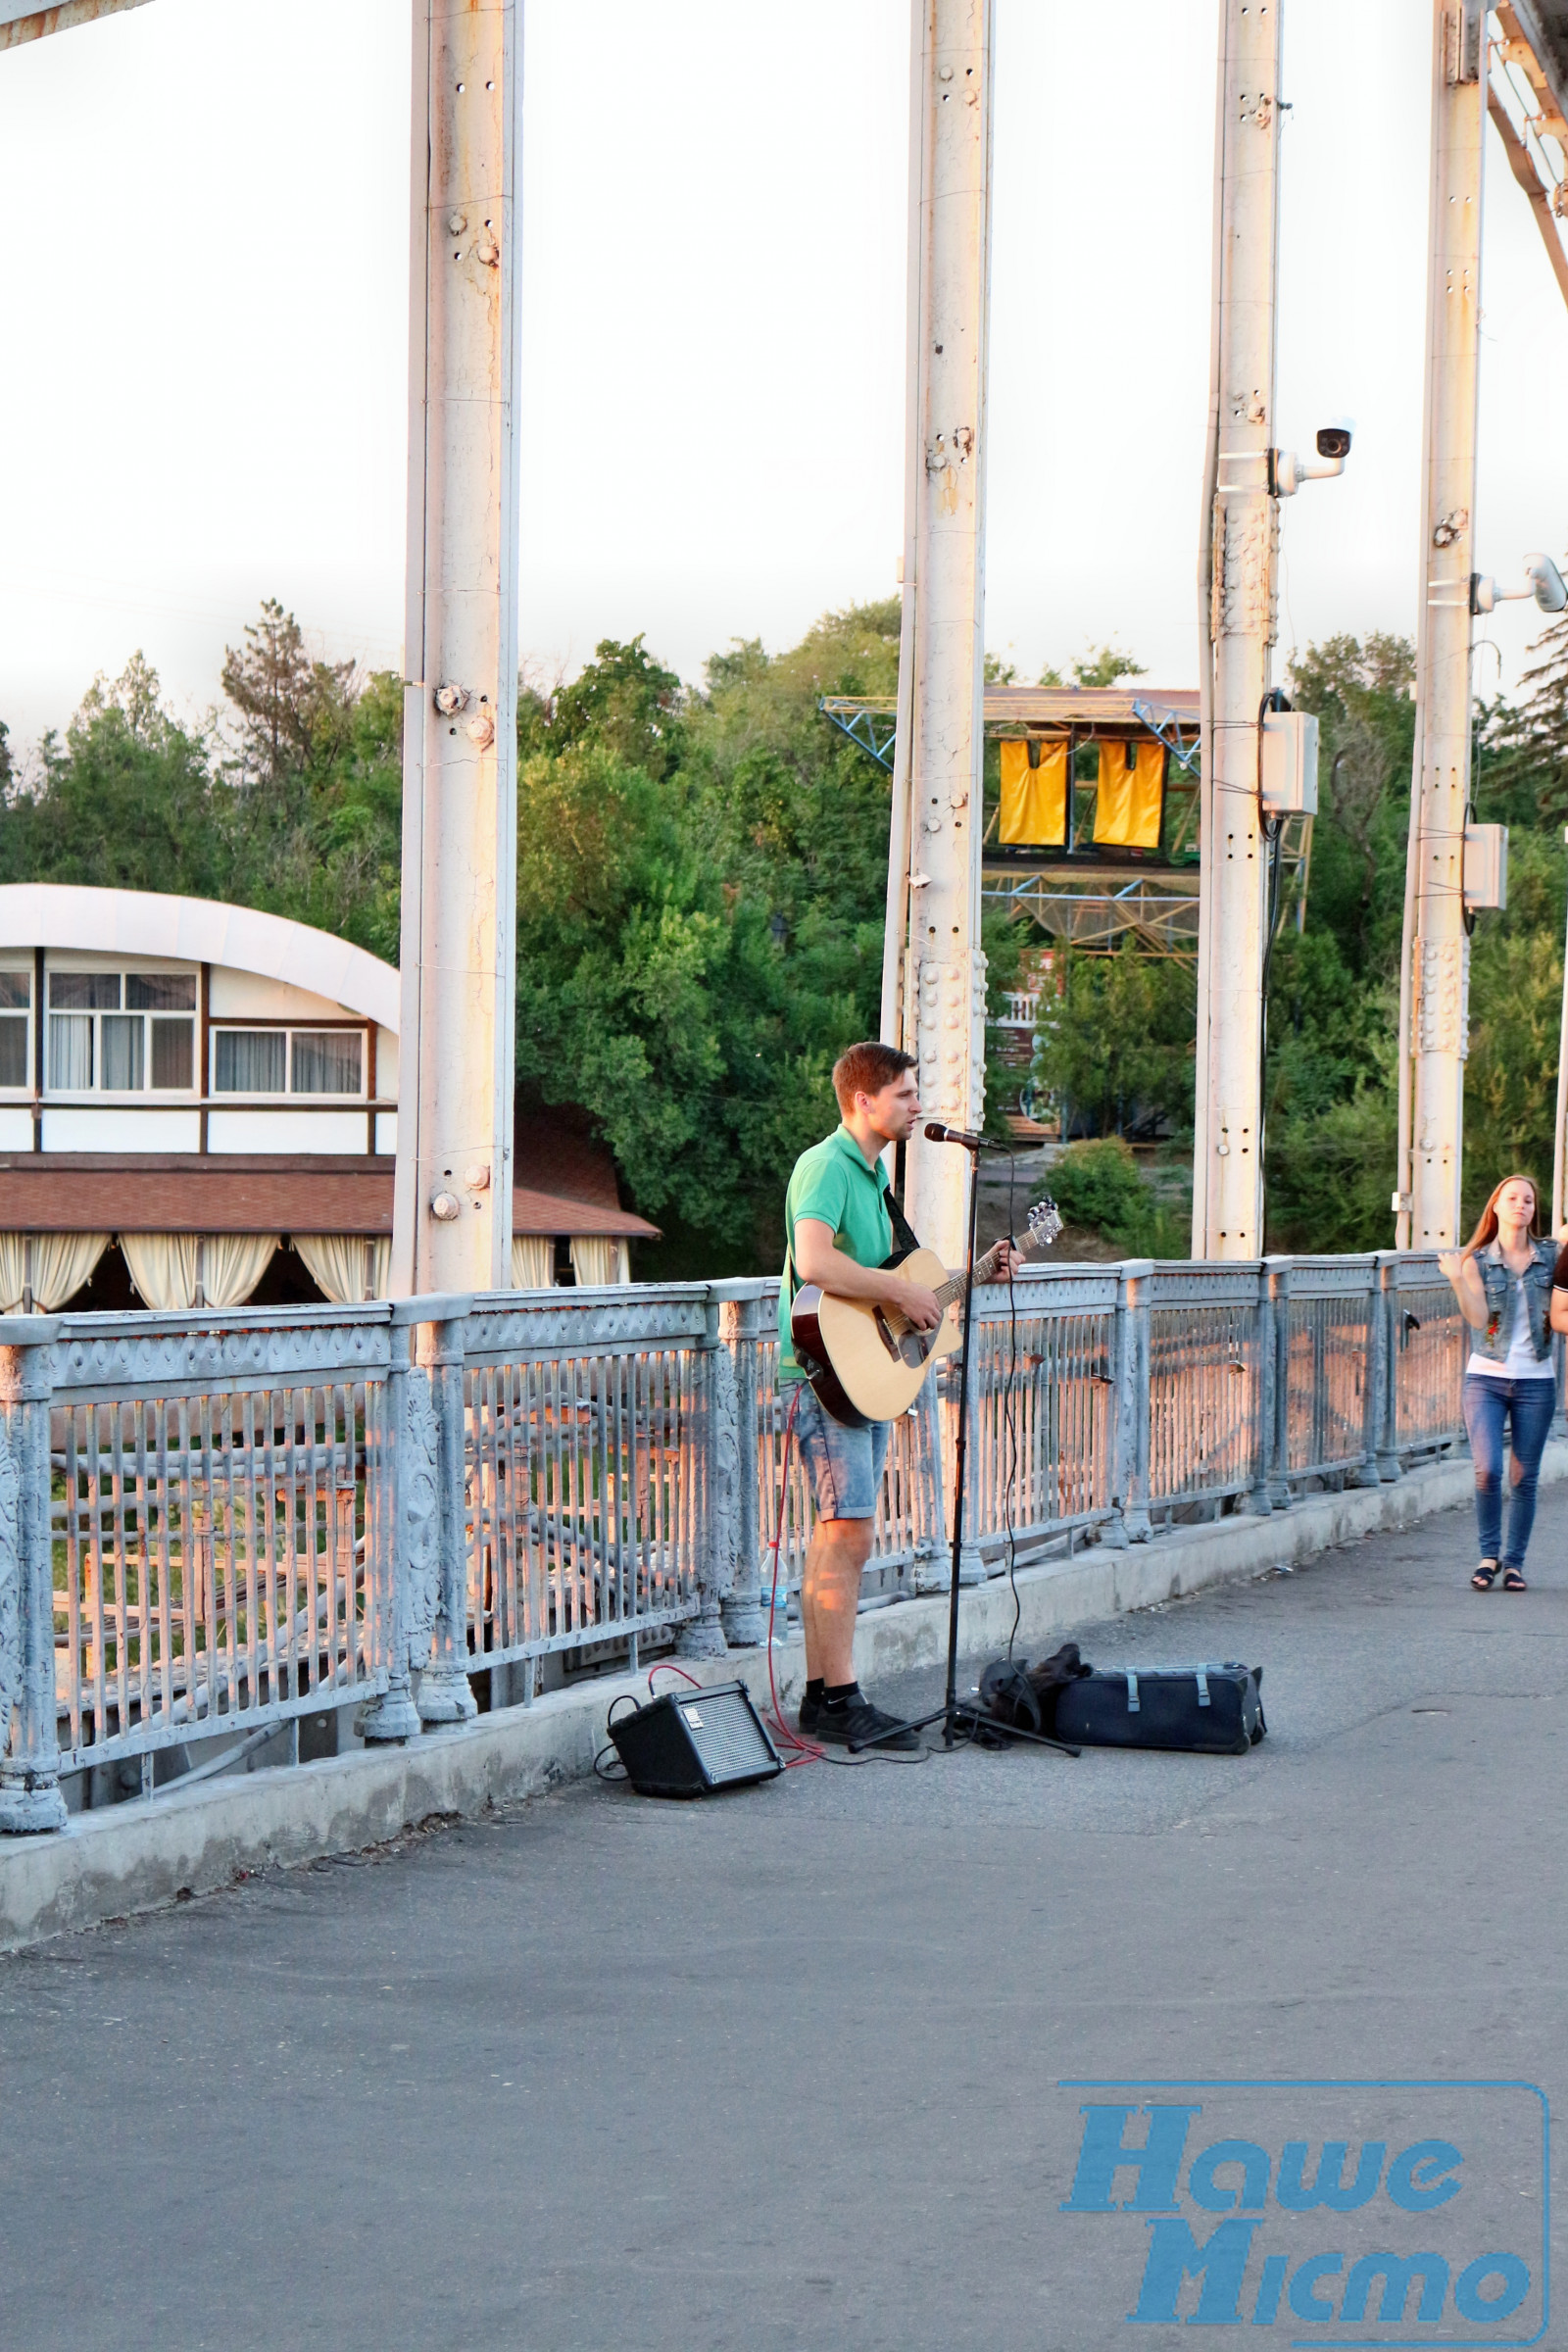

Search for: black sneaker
xmin=812 ymin=1697 xmax=921 ymax=1754
xmin=797 ymin=1688 xmax=825 ymax=1737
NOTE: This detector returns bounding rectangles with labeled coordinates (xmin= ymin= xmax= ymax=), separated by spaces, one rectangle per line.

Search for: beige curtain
xmin=33 ymin=1234 xmax=111 ymax=1310
xmin=570 ymin=1235 xmax=630 ymax=1287
xmin=294 ymin=1234 xmax=390 ymax=1304
xmin=511 ymin=1234 xmax=556 ymax=1290
xmin=122 ymin=1234 xmax=279 ymax=1311
xmin=0 ymin=1236 xmax=25 ymax=1313
xmin=121 ymin=1234 xmax=200 ymax=1311
xmin=0 ymin=1235 xmax=111 ymax=1312
xmin=201 ymin=1234 xmax=279 ymax=1309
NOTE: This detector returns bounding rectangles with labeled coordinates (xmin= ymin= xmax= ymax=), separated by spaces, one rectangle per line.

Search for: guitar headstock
xmin=1026 ymin=1197 xmax=1063 ymax=1250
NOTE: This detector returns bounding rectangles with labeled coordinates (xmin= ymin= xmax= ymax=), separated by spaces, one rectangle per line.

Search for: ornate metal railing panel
xmin=462 ymin=1302 xmax=708 ymax=1672
xmin=1283 ymin=1259 xmax=1378 ymax=1478
xmin=964 ymin=1279 xmax=1116 ymax=1549
xmin=1147 ymin=1268 xmax=1261 ymax=1506
xmin=54 ymin=1380 xmax=381 ymax=1768
xmin=1391 ymin=1260 xmax=1468 ymax=1456
xmin=41 ymin=1306 xmax=394 ymax=1776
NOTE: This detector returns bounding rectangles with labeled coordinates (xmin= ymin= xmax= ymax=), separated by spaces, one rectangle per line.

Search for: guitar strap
xmin=881 ymin=1184 xmax=923 ymax=1270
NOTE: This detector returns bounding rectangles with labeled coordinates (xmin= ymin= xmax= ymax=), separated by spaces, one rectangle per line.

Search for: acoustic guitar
xmin=790 ymin=1198 xmax=1062 ymax=1428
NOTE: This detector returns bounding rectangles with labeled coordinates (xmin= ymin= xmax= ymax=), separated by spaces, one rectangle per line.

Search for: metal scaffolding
xmin=828 ymin=684 xmax=1308 ymax=959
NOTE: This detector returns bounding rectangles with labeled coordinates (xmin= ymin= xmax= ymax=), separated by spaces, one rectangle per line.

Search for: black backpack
xmin=978 ymin=1642 xmax=1094 ymax=1739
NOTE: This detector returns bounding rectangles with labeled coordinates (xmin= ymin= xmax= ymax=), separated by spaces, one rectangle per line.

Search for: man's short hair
xmin=832 ymin=1040 xmax=917 ymax=1112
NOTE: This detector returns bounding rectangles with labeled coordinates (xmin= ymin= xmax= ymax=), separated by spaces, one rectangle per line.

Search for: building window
xmin=0 ymin=969 xmax=31 ymax=1091
xmin=215 ymin=1030 xmax=287 ymax=1094
xmin=100 ymin=1014 xmax=143 ymax=1090
xmin=50 ymin=973 xmax=122 ymax=1011
xmin=292 ymin=1031 xmax=363 ymax=1095
xmin=49 ymin=1013 xmax=93 ymax=1089
xmin=126 ymin=975 xmax=197 ymax=1011
xmin=212 ymin=1026 xmax=366 ymax=1099
xmin=150 ymin=1019 xmax=193 ymax=1089
xmin=46 ymin=970 xmax=197 ymax=1095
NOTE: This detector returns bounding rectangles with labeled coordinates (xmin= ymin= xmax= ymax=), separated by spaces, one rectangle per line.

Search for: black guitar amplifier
xmin=608 ymin=1680 xmax=783 ymax=1798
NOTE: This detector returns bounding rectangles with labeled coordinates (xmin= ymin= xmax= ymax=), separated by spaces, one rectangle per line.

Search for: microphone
xmin=923 ymin=1121 xmax=1003 ymax=1152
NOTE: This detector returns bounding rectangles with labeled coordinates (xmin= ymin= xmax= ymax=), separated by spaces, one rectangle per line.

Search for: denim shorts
xmin=788 ymin=1381 xmax=891 ymax=1522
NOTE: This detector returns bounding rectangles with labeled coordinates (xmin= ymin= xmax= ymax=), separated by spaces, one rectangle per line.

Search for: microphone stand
xmin=853 ymin=1133 xmax=1078 ymax=1758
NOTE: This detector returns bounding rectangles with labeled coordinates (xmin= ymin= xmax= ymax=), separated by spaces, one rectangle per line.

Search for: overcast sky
xmin=0 ymin=0 xmax=1565 ymax=751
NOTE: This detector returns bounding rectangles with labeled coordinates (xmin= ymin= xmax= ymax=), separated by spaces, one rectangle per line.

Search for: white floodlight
xmin=1472 ymin=554 xmax=1568 ymax=614
xmin=1526 ymin=553 xmax=1567 ymax=612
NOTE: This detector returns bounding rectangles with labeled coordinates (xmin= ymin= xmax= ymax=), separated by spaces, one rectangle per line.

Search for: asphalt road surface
xmin=3 ymin=1483 xmax=1565 ymax=2351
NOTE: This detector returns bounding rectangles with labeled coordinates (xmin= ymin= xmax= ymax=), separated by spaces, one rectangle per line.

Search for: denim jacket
xmin=1472 ymin=1238 xmax=1557 ymax=1363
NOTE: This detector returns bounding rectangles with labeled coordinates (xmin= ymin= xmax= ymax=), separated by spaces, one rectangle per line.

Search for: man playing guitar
xmin=779 ymin=1041 xmax=1022 ymax=1750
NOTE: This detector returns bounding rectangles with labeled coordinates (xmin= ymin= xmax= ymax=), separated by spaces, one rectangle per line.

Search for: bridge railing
xmin=0 ymin=1251 xmax=1471 ymax=1830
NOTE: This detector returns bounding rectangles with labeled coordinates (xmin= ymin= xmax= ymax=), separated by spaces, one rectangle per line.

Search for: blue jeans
xmin=1461 ymin=1374 xmax=1556 ymax=1569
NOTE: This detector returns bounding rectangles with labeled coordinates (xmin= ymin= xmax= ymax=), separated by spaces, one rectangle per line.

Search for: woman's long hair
xmin=1461 ymin=1172 xmax=1543 ymax=1258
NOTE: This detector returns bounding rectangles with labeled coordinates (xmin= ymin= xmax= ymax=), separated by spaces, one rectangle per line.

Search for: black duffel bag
xmin=1053 ymin=1660 xmax=1266 ymax=1756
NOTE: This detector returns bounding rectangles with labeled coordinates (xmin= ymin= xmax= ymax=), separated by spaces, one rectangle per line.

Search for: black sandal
xmin=1502 ymin=1567 xmax=1528 ymax=1592
xmin=1472 ymin=1560 xmax=1499 ymax=1590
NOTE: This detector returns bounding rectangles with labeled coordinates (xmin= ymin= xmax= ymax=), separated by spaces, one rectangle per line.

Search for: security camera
xmin=1272 ymin=417 xmax=1353 ymax=497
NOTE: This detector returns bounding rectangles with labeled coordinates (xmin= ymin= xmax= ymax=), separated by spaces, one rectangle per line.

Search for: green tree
xmin=237 ymin=665 xmax=404 ymax=962
xmin=534 ymin=632 xmax=687 ymax=779
xmin=0 ymin=653 xmax=229 ymax=899
xmin=1483 ymin=611 xmax=1568 ymax=826
xmin=220 ymin=597 xmax=358 ymax=798
xmin=1263 ymin=1082 xmax=1401 ymax=1254
xmin=1285 ymin=631 xmax=1415 ymax=971
xmin=1047 ymin=1136 xmax=1186 ymax=1255
xmin=1032 ymin=943 xmax=1196 ymax=1140
xmin=1250 ymin=633 xmax=1418 ymax=1250
xmin=1037 ymin=644 xmax=1146 ymax=689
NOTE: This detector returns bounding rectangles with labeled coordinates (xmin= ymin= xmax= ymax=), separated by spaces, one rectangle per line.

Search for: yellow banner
xmin=1093 ymin=741 xmax=1165 ymax=849
xmin=999 ymin=738 xmax=1068 ymax=847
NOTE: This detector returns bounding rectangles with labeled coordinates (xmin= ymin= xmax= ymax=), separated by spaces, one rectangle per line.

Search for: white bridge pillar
xmin=1191 ymin=0 xmax=1285 ymax=1261
xmin=1396 ymin=0 xmax=1485 ymax=1250
xmin=391 ymin=0 xmax=520 ymax=1297
xmin=881 ymin=0 xmax=996 ymax=1271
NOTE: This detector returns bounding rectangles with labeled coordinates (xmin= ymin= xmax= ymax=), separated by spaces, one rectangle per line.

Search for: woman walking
xmin=1439 ymin=1173 xmax=1558 ymax=1592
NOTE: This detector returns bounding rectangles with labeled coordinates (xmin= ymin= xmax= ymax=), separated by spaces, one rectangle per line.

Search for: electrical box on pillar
xmin=1463 ymin=822 xmax=1508 ymax=911
xmin=1260 ymin=710 xmax=1319 ymax=816
xmin=881 ymin=0 xmax=997 ymax=1275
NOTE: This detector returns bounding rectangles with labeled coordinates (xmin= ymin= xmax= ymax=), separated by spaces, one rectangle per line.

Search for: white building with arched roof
xmin=0 ymin=886 xmax=656 ymax=1309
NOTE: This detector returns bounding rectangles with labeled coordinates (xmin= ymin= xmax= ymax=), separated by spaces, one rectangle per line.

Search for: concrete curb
xmin=1 ymin=1441 xmax=1550 ymax=1952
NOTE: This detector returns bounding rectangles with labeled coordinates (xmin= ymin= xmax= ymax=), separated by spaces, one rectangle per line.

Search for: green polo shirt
xmin=777 ymin=1123 xmax=895 ymax=1386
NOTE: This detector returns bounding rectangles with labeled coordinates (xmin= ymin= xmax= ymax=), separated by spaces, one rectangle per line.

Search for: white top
xmin=1466 ymin=1275 xmax=1554 ymax=1381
